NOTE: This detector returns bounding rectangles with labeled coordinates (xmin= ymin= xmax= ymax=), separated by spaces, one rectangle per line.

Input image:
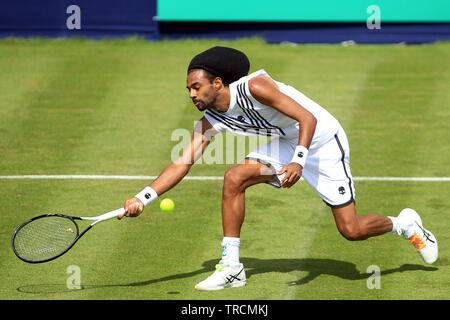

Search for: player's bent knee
xmin=223 ymin=168 xmax=247 ymax=194
xmin=338 ymin=225 xmax=367 ymax=241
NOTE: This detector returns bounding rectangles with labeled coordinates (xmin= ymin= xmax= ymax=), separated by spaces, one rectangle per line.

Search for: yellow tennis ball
xmin=160 ymin=198 xmax=174 ymax=212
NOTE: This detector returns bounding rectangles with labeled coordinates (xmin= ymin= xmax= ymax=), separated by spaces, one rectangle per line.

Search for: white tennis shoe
xmin=195 ymin=261 xmax=246 ymax=291
xmin=397 ymin=208 xmax=438 ymax=264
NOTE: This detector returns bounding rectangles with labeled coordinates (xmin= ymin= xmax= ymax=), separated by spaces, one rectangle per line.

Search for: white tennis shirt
xmin=204 ymin=69 xmax=341 ymax=150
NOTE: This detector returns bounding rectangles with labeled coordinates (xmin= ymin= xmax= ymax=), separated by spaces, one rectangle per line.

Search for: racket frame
xmin=12 ymin=208 xmax=125 ymax=264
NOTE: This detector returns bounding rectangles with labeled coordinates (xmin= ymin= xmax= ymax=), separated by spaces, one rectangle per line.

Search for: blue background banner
xmin=0 ymin=0 xmax=157 ymax=39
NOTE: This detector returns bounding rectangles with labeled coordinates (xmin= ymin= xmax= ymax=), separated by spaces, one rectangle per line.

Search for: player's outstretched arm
xmin=120 ymin=117 xmax=217 ymax=219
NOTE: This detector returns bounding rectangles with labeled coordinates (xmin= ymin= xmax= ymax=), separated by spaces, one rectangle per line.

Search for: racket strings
xmin=14 ymin=216 xmax=78 ymax=262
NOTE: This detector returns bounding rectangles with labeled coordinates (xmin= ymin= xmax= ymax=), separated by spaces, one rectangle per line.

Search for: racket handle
xmin=100 ymin=208 xmax=126 ymax=221
xmin=83 ymin=208 xmax=126 ymax=222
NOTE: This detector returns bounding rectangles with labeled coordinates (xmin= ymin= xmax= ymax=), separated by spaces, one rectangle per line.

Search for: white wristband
xmin=291 ymin=145 xmax=309 ymax=168
xmin=135 ymin=186 xmax=158 ymax=207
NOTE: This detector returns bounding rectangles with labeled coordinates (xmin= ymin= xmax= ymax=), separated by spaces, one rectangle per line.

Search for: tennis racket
xmin=12 ymin=207 xmax=125 ymax=264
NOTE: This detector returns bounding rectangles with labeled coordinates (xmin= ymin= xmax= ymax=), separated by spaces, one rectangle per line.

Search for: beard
xmin=193 ymin=96 xmax=217 ymax=112
xmin=194 ymin=100 xmax=207 ymax=111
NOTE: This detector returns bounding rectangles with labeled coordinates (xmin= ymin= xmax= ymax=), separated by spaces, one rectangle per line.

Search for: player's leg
xmin=304 ymin=127 xmax=438 ymax=264
xmin=195 ymin=137 xmax=291 ymax=291
xmin=221 ymin=158 xmax=276 ymax=238
xmin=219 ymin=140 xmax=290 ymax=270
xmin=195 ymin=159 xmax=276 ymax=291
xmin=331 ymin=203 xmax=438 ymax=263
xmin=331 ymin=202 xmax=393 ymax=241
xmin=302 ymin=127 xmax=392 ymax=241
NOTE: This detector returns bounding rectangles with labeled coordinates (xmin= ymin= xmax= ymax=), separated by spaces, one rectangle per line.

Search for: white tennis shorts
xmin=246 ymin=126 xmax=355 ymax=208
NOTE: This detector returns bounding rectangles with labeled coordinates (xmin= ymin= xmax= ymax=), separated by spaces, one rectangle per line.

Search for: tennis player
xmin=119 ymin=47 xmax=438 ymax=291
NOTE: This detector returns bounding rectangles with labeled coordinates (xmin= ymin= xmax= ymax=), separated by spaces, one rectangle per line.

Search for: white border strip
xmin=0 ymin=175 xmax=449 ymax=181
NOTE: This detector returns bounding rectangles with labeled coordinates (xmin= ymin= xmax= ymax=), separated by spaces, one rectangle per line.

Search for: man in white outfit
xmin=119 ymin=47 xmax=438 ymax=291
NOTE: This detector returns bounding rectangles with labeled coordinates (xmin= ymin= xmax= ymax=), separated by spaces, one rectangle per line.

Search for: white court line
xmin=0 ymin=175 xmax=449 ymax=181
xmin=353 ymin=177 xmax=450 ymax=182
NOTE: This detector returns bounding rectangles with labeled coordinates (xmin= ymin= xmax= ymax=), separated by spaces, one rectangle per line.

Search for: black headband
xmin=187 ymin=46 xmax=250 ymax=84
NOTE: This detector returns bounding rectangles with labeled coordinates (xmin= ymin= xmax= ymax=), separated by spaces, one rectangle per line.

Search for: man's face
xmin=186 ymin=69 xmax=218 ymax=111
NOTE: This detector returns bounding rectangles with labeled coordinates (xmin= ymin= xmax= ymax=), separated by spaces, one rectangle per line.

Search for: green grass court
xmin=0 ymin=38 xmax=449 ymax=300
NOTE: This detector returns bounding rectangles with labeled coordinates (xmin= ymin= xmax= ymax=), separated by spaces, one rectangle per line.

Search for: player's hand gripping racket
xmin=12 ymin=208 xmax=125 ymax=263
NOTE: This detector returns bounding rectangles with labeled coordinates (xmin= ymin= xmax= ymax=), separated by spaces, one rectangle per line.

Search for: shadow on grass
xmin=16 ymin=258 xmax=438 ymax=294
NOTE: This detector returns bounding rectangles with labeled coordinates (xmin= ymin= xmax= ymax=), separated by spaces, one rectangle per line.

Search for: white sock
xmin=388 ymin=216 xmax=400 ymax=235
xmin=221 ymin=237 xmax=240 ymax=267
